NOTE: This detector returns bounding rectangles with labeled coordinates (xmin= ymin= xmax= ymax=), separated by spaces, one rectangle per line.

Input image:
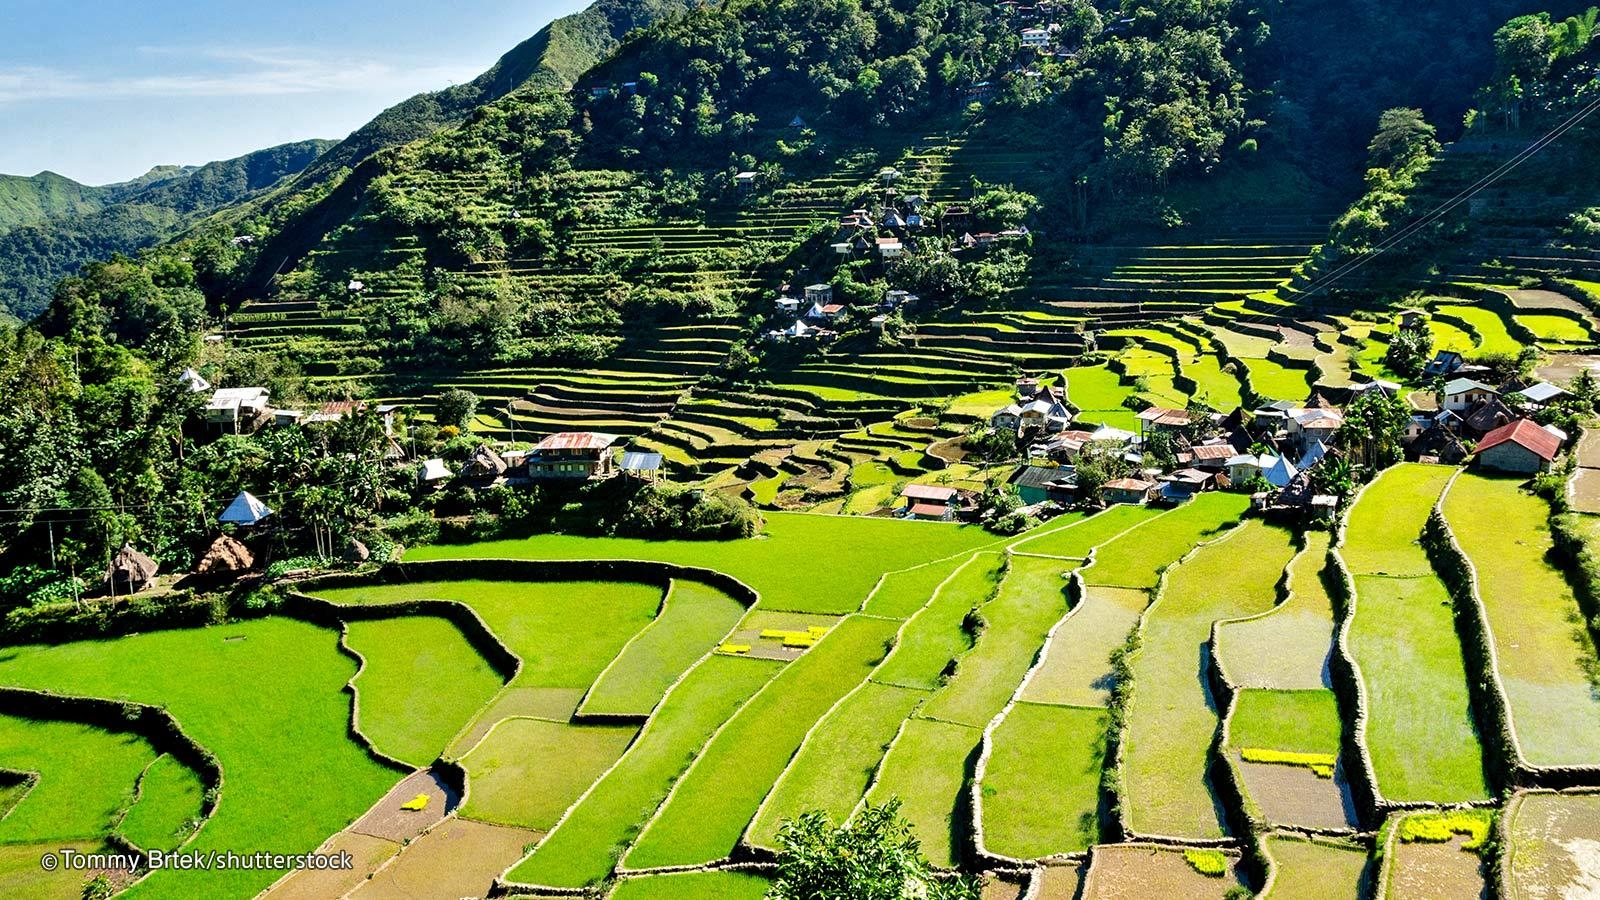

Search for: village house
xmin=419 ymin=458 xmax=452 ymax=486
xmin=1423 ymin=350 xmax=1467 ymax=378
xmin=1020 ymin=26 xmax=1050 ymax=47
xmin=619 ymin=450 xmax=663 ymax=481
xmin=991 ymin=403 xmax=1023 ymax=432
xmin=1463 ymin=395 xmax=1517 ymax=436
xmin=205 ymin=387 xmax=271 ymax=433
xmin=808 ymin=300 xmax=845 ymax=321
xmin=1286 ymin=406 xmax=1343 ymax=448
xmin=1011 ymin=464 xmax=1076 ymax=505
xmin=528 ymin=432 xmax=620 ymax=480
xmin=1031 ymin=429 xmax=1098 ymax=463
xmin=901 ymin=484 xmax=960 ymax=521
xmin=105 ymin=544 xmax=159 ymax=595
xmin=1158 ymin=468 xmax=1215 ymax=501
xmin=1183 ymin=443 xmax=1238 ymax=472
xmin=304 ymin=399 xmax=363 ymax=425
xmin=1397 ymin=308 xmax=1428 ymax=329
xmin=1226 ymin=452 xmax=1277 ymax=485
xmin=1350 ymin=379 xmax=1402 ymax=400
xmin=464 ymin=445 xmax=509 ymax=483
xmin=1442 ymin=377 xmax=1498 ymax=413
xmin=734 ymin=171 xmax=759 ymax=190
xmin=804 ymin=283 xmax=834 ymax=306
xmin=1017 ymin=385 xmax=1072 ymax=433
xmin=883 ymin=289 xmax=918 ymax=309
xmin=776 ymin=296 xmax=801 ymax=314
xmin=1136 ymin=406 xmax=1192 ymax=437
xmin=1473 ymin=419 xmax=1561 ymax=473
xmin=876 ymin=236 xmax=905 ymax=258
xmin=1101 ymin=477 xmax=1156 ymax=506
xmin=1016 ymin=377 xmax=1040 ymax=397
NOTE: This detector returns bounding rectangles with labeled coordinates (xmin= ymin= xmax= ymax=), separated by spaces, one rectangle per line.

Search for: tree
xmin=1384 ymin=322 xmax=1433 ymax=377
xmin=436 ymin=388 xmax=479 ymax=430
xmin=1366 ymin=108 xmax=1437 ymax=170
xmin=769 ymin=798 xmax=979 ymax=900
xmin=1336 ymin=391 xmax=1410 ymax=469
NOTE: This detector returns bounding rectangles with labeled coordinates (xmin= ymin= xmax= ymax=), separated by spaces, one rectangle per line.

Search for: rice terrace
xmin=10 ymin=0 xmax=1600 ymax=898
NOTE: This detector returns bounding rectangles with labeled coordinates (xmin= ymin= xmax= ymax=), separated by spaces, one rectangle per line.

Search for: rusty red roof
xmin=902 ymin=484 xmax=958 ymax=502
xmin=534 ymin=432 xmax=620 ymax=452
xmin=1475 ymin=418 xmax=1560 ymax=461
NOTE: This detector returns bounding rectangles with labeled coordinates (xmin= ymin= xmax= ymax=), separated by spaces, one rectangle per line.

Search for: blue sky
xmin=0 ymin=0 xmax=589 ymax=184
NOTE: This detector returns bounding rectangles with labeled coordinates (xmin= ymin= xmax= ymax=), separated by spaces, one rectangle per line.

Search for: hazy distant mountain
xmin=0 ymin=140 xmax=333 ymax=320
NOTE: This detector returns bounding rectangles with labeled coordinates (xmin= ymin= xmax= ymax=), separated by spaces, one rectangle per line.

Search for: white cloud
xmin=0 ymin=48 xmax=481 ymax=103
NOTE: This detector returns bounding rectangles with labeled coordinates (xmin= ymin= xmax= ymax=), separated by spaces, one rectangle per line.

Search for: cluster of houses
xmin=767 ymin=282 xmax=918 ymax=343
xmin=415 ymin=432 xmax=661 ymax=488
xmin=976 ymin=359 xmax=1579 ymax=520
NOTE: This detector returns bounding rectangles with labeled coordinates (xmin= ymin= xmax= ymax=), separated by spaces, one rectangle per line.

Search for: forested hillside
xmin=0 ymin=140 xmax=333 ymax=320
xmin=279 ymin=0 xmax=703 ymax=190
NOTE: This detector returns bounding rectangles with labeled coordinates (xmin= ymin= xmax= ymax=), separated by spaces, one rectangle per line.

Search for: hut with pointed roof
xmin=194 ymin=534 xmax=254 ymax=576
xmin=105 ymin=545 xmax=159 ymax=594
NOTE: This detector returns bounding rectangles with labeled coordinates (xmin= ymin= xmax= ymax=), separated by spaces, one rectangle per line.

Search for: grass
xmin=1442 ymin=473 xmax=1600 ymax=766
xmin=1349 ymin=573 xmax=1489 ymax=803
xmin=311 ymin=579 xmax=661 ymax=689
xmin=1123 ymin=521 xmax=1297 ymax=839
xmin=0 ymin=618 xmax=400 ymax=899
xmin=119 ymin=754 xmax=206 ymax=852
xmin=748 ymin=681 xmax=928 ymax=848
xmin=1241 ymin=357 xmax=1312 ymax=402
xmin=1264 ymin=836 xmax=1369 ymax=900
xmin=581 ymin=580 xmax=747 ymax=718
xmin=1020 ymin=586 xmax=1150 ymax=707
xmin=1228 ymin=689 xmax=1343 ymax=756
xmin=345 ymin=616 xmax=505 ymax=766
xmin=1010 ymin=505 xmax=1164 ymax=558
xmin=1341 ymin=463 xmax=1455 ymax=576
xmin=459 ymin=719 xmax=638 ymax=828
xmin=920 ymin=554 xmax=1076 ymax=728
xmin=863 ymin=556 xmax=980 ymax=618
xmin=624 ymin=615 xmax=899 ymax=868
xmin=865 ymin=717 xmax=980 ymax=869
xmin=1343 ymin=466 xmax=1488 ymax=803
xmin=1436 ymin=304 xmax=1525 ymax=356
xmin=1083 ymin=492 xmax=1251 ymax=589
xmin=1428 ymin=319 xmax=1477 ymax=355
xmin=507 ymin=655 xmax=781 ymax=888
xmin=1514 ymin=314 xmax=1592 ymax=343
xmin=947 ymin=387 xmax=1018 ymax=418
xmin=981 ymin=702 xmax=1107 ymax=858
xmin=0 ymin=715 xmax=156 ymax=844
xmin=1184 ymin=353 xmax=1244 ymax=411
xmin=609 ymin=870 xmax=771 ymax=900
xmin=406 ymin=511 xmax=996 ymax=615
xmin=1216 ymin=532 xmax=1334 ymax=690
xmin=872 ymin=553 xmax=1002 ymax=691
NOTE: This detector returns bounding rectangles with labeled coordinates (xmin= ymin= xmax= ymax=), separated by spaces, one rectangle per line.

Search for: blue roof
xmin=620 ymin=451 xmax=664 ymax=471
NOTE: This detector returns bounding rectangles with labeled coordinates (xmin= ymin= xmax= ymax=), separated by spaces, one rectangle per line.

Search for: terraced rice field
xmin=1342 ymin=464 xmax=1490 ymax=803
xmin=8 ymin=454 xmax=1600 ymax=898
xmin=1441 ymin=473 xmax=1600 ymax=767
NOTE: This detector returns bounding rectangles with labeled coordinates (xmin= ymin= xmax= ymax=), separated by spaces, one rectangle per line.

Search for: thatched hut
xmin=194 ymin=534 xmax=254 ymax=576
xmin=465 ymin=445 xmax=508 ymax=480
xmin=342 ymin=538 xmax=370 ymax=564
xmin=105 ymin=544 xmax=159 ymax=594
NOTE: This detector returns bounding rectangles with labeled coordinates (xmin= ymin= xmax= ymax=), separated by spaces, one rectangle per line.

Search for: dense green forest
xmin=0 ymin=140 xmax=334 ymax=321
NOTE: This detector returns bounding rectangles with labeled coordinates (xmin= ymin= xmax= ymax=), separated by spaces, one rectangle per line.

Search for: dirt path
xmin=263 ymin=769 xmax=460 ymax=900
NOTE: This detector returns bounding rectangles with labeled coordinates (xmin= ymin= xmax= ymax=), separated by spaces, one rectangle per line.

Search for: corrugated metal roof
xmin=534 ymin=432 xmax=620 ymax=452
xmin=620 ymin=451 xmax=663 ymax=471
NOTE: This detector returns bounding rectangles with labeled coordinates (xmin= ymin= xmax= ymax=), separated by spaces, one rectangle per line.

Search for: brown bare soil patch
xmin=1082 ymin=844 xmax=1245 ymax=900
xmin=1032 ymin=863 xmax=1086 ymax=900
xmin=262 ymin=832 xmax=398 ymax=900
xmin=1505 ymin=791 xmax=1600 ymax=900
xmin=981 ymin=871 xmax=1028 ymax=900
xmin=1388 ymin=836 xmax=1487 ymax=900
xmin=1537 ymin=353 xmax=1600 ymax=385
xmin=350 ymin=769 xmax=459 ymax=843
xmin=350 ymin=817 xmax=542 ymax=900
xmin=1237 ymin=759 xmax=1357 ymax=830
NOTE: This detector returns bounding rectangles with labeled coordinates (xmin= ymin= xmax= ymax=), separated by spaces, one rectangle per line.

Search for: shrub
xmin=1184 ymin=848 xmax=1229 ymax=877
xmin=612 ymin=483 xmax=762 ymax=540
xmin=1239 ymin=747 xmax=1337 ymax=778
xmin=1398 ymin=809 xmax=1493 ymax=853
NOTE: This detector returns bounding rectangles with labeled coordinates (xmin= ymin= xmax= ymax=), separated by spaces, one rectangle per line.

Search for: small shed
xmin=620 ymin=451 xmax=664 ymax=481
xmin=343 ymin=539 xmax=371 ymax=564
xmin=1100 ymin=478 xmax=1156 ymax=506
xmin=106 ymin=544 xmax=159 ymax=595
xmin=420 ymin=458 xmax=452 ymax=484
xmin=195 ymin=534 xmax=254 ymax=576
